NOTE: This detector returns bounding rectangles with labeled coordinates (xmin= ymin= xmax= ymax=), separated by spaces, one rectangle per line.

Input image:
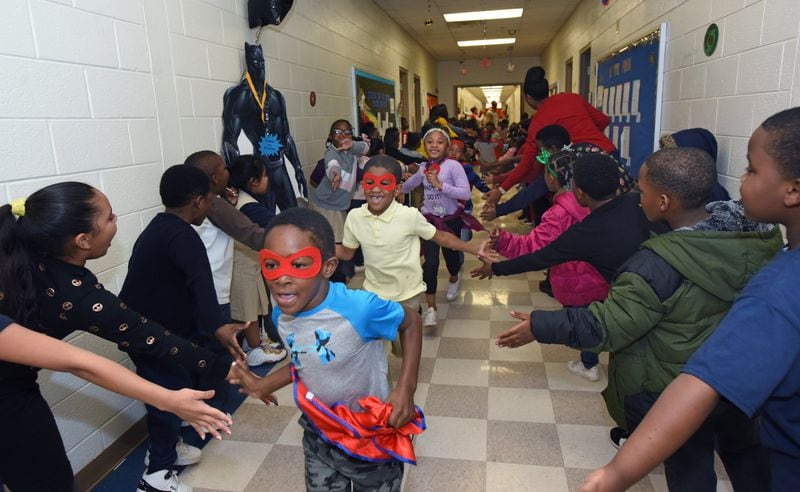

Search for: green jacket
xmin=531 ymin=201 xmax=783 ymax=427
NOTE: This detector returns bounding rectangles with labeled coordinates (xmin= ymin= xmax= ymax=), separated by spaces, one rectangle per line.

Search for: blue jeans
xmin=496 ymin=177 xmax=549 ymax=217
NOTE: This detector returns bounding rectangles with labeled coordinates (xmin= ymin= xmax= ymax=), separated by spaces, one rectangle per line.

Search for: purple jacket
xmin=495 ymin=191 xmax=609 ymax=306
xmin=402 ymin=158 xmax=471 ymax=217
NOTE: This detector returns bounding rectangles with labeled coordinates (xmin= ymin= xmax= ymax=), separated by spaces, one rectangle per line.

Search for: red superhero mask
xmin=362 ymin=172 xmax=397 ymax=191
xmin=426 ymin=162 xmax=441 ymax=175
xmin=260 ymin=246 xmax=322 ymax=280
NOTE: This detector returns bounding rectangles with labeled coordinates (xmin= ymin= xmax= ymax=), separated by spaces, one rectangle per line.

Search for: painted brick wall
xmin=540 ymin=0 xmax=800 ymax=197
xmin=0 ymin=0 xmax=437 ymax=473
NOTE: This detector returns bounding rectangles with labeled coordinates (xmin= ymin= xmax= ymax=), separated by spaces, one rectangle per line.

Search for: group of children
xmin=2 ymin=105 xmax=800 ymax=492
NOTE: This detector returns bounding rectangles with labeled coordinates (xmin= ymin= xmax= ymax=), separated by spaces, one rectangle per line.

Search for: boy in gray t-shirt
xmin=232 ymin=207 xmax=422 ymax=491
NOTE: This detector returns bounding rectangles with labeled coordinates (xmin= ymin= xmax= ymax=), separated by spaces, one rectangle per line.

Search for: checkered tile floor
xmin=170 ymin=194 xmax=734 ymax=491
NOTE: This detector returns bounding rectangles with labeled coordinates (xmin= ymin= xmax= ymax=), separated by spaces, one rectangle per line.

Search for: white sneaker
xmin=566 ymin=360 xmax=600 ymax=382
xmin=422 ymin=307 xmax=437 ymax=327
xmin=137 ymin=469 xmax=192 ymax=492
xmin=445 ymin=276 xmax=461 ymax=301
xmin=246 ymin=343 xmax=287 ymax=366
xmin=144 ymin=438 xmax=201 ymax=467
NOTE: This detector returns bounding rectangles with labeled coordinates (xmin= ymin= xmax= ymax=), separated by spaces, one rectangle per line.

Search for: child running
xmin=579 ymin=107 xmax=800 ymax=492
xmin=401 ymin=127 xmax=482 ymax=325
xmin=495 ymin=147 xmax=782 ymax=491
xmin=231 ymin=207 xmax=423 ymax=491
xmin=337 ymin=155 xmax=485 ymax=340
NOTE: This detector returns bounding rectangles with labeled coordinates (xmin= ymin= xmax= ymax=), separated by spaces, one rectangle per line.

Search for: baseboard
xmin=73 ymin=417 xmax=148 ymax=492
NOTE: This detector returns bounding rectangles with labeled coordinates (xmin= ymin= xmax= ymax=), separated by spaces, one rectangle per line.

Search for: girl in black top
xmin=0 ymin=182 xmax=242 ymax=491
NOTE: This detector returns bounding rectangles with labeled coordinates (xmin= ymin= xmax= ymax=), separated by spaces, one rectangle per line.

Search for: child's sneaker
xmin=137 ymin=469 xmax=192 ymax=492
xmin=566 ymin=360 xmax=600 ymax=382
xmin=422 ymin=307 xmax=437 ymax=327
xmin=610 ymin=427 xmax=629 ymax=449
xmin=144 ymin=438 xmax=202 ymax=467
xmin=445 ymin=276 xmax=461 ymax=301
xmin=246 ymin=343 xmax=287 ymax=366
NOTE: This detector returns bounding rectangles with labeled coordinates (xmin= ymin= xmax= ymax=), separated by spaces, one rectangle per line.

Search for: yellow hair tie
xmin=10 ymin=198 xmax=26 ymax=217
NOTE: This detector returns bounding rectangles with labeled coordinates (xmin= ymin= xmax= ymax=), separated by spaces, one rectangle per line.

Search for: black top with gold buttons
xmin=0 ymin=258 xmax=233 ymax=384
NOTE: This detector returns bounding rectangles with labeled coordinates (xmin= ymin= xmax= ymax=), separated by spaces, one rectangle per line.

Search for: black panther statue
xmin=221 ymin=42 xmax=307 ymax=210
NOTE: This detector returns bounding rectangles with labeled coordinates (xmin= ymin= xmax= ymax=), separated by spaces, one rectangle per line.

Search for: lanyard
xmin=245 ymin=72 xmax=268 ymax=123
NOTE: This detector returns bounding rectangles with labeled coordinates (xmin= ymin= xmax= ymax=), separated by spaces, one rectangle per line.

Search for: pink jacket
xmin=494 ymin=191 xmax=610 ymax=306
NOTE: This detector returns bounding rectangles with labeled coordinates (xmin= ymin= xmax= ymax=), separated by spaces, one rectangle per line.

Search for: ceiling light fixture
xmin=424 ymin=0 xmax=433 ymax=27
xmin=457 ymin=38 xmax=516 ymax=47
xmin=444 ymin=8 xmax=523 ymax=23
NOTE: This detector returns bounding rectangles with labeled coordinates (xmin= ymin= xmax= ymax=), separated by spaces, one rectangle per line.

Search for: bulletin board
xmin=353 ymin=68 xmax=396 ymax=135
xmin=595 ymin=25 xmax=667 ymax=176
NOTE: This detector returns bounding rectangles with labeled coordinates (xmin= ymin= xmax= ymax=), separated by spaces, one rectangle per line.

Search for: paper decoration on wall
xmin=595 ymin=29 xmax=663 ymax=176
xmin=248 ymin=0 xmax=293 ymax=28
xmin=353 ymin=69 xmax=396 ymax=135
xmin=221 ymin=42 xmax=307 ymax=210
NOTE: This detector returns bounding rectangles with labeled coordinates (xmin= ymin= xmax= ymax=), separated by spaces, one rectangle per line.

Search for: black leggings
xmin=0 ymin=383 xmax=73 ymax=491
xmin=422 ymin=218 xmax=463 ymax=294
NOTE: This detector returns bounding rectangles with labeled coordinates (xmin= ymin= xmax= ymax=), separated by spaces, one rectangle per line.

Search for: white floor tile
xmin=180 ymin=439 xmax=271 ymax=491
xmin=431 ymin=358 xmax=490 ymax=386
xmin=414 ymin=416 xmax=487 ymax=461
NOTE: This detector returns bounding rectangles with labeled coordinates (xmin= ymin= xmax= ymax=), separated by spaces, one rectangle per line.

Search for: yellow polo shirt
xmin=343 ymin=200 xmax=436 ymax=302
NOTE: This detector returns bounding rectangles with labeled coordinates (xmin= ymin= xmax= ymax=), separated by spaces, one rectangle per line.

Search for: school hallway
xmin=157 ymin=192 xmax=733 ymax=492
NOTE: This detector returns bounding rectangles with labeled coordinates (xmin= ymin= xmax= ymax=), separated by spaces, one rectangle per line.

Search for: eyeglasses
xmin=331 ymin=129 xmax=353 ymax=136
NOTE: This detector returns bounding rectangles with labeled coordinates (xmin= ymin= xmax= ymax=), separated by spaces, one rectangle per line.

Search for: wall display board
xmin=595 ymin=25 xmax=667 ymax=176
xmin=353 ymin=69 xmax=396 ymax=135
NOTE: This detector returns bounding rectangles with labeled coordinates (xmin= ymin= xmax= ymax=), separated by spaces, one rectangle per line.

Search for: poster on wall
xmin=595 ymin=25 xmax=666 ymax=176
xmin=353 ymin=69 xmax=396 ymax=135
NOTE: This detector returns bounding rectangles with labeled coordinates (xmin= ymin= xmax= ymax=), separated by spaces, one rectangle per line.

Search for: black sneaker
xmin=610 ymin=427 xmax=629 ymax=449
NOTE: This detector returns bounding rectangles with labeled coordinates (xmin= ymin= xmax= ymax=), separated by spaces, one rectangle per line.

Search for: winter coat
xmin=494 ymin=191 xmax=609 ymax=306
xmin=530 ymin=201 xmax=783 ymax=426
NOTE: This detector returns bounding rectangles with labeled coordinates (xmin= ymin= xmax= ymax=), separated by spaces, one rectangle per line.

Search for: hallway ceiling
xmin=374 ymin=0 xmax=582 ymax=61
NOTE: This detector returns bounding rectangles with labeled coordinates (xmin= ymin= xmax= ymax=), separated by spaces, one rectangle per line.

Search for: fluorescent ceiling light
xmin=480 ymin=85 xmax=503 ymax=102
xmin=457 ymin=38 xmax=516 ymax=47
xmin=444 ymin=8 xmax=523 ymax=23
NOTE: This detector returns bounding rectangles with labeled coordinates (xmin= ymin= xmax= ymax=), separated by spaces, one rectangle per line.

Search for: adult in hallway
xmin=484 ymin=67 xmax=616 ymax=212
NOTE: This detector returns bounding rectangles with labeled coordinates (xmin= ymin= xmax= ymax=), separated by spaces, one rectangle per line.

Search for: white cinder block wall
xmin=0 ymin=0 xmax=437 ymax=473
xmin=541 ymin=0 xmax=800 ymax=197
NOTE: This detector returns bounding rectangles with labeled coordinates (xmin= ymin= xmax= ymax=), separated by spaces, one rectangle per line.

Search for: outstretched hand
xmin=227 ymin=360 xmax=278 ymax=406
xmin=168 ymin=389 xmax=233 ymax=440
xmin=480 ymin=203 xmax=498 ymax=221
xmin=495 ymin=311 xmax=535 ymax=348
xmin=484 ymin=187 xmax=503 ymax=206
xmin=214 ymin=322 xmax=248 ymax=360
xmin=470 ymin=257 xmax=494 ymax=279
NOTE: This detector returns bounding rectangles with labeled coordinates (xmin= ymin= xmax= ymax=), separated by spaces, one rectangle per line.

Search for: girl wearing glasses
xmin=309 ymin=120 xmax=369 ymax=283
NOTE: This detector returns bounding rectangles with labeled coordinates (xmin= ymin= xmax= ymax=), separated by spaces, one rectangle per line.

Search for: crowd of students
xmin=1 ymin=63 xmax=799 ymax=492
